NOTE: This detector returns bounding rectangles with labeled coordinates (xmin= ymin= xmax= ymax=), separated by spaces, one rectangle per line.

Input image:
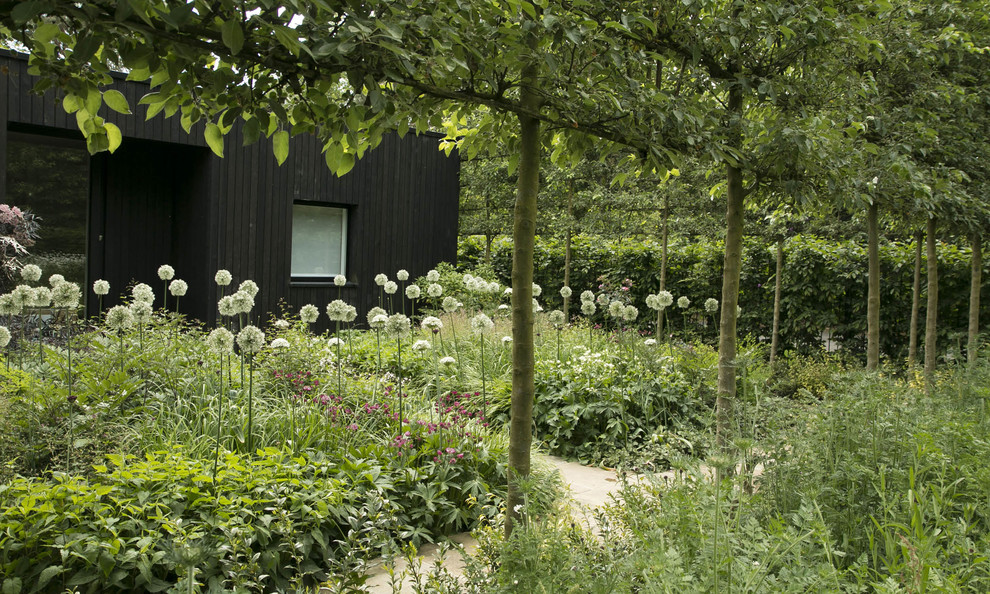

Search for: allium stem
xmin=396 ymin=336 xmax=403 ymax=435
xmin=480 ymin=335 xmax=487 ymax=425
xmin=213 ymin=356 xmax=223 ymax=487
xmin=247 ymin=355 xmax=255 ymax=454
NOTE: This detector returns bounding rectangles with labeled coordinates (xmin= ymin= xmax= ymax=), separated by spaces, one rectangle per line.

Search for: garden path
xmin=351 ymin=455 xmax=645 ymax=593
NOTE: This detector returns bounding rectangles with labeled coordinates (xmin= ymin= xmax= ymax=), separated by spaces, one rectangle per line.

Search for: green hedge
xmin=459 ymin=234 xmax=989 ymax=362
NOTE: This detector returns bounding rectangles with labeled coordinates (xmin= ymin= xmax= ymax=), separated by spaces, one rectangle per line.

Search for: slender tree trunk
xmin=866 ymin=202 xmax=880 ymax=370
xmin=484 ymin=234 xmax=492 ymax=269
xmin=969 ymin=233 xmax=982 ymax=365
xmin=563 ymin=179 xmax=574 ymax=320
xmin=924 ymin=217 xmax=938 ymax=392
xmin=505 ymin=58 xmax=541 ymax=539
xmin=908 ymin=230 xmax=923 ymax=369
xmin=769 ymin=238 xmax=784 ymax=367
xmin=716 ymin=82 xmax=744 ymax=453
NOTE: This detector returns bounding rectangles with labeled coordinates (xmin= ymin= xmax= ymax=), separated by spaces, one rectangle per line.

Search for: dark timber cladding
xmin=0 ymin=51 xmax=460 ymax=328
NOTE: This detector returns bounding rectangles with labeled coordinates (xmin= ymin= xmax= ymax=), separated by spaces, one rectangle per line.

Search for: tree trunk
xmin=769 ymin=238 xmax=784 ymax=368
xmin=484 ymin=234 xmax=492 ymax=269
xmin=505 ymin=59 xmax=541 ymax=539
xmin=716 ymin=82 xmax=744 ymax=453
xmin=866 ymin=202 xmax=880 ymax=370
xmin=563 ymin=179 xmax=574 ymax=321
xmin=924 ymin=217 xmax=938 ymax=392
xmin=969 ymin=232 xmax=982 ymax=364
xmin=908 ymin=230 xmax=922 ymax=369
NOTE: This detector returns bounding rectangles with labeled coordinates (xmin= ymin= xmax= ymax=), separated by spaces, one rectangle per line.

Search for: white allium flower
xmin=215 ymin=269 xmax=232 ymax=286
xmin=483 ymin=281 xmax=497 ymax=293
xmin=396 ymin=269 xmax=409 ymax=281
xmin=326 ymin=299 xmax=349 ymax=321
xmin=503 ymin=288 xmax=513 ymax=297
xmin=705 ymin=298 xmax=719 ymax=313
xmin=132 ymin=283 xmax=154 ymax=305
xmin=644 ymin=338 xmax=657 ymax=346
xmin=560 ymin=286 xmax=572 ymax=299
xmin=497 ymin=304 xmax=509 ymax=311
xmin=580 ymin=290 xmax=595 ymax=303
xmin=237 ymin=325 xmax=266 ymax=354
xmin=0 ymin=326 xmax=10 ymax=348
xmin=334 ymin=274 xmax=347 ymax=287
xmin=384 ymin=280 xmax=398 ymax=295
xmin=581 ymin=301 xmax=596 ymax=316
xmin=548 ymin=310 xmax=566 ymax=327
xmin=405 ymin=284 xmax=421 ymax=299
xmin=218 ymin=295 xmax=237 ymax=317
xmin=441 ymin=296 xmax=460 ymax=313
xmin=439 ymin=356 xmax=455 ymax=365
xmin=11 ymin=285 xmax=31 ymax=308
xmin=532 ymin=283 xmax=542 ymax=297
xmin=274 ymin=319 xmax=290 ymax=329
xmin=328 ymin=336 xmax=345 ymax=347
xmin=596 ymin=293 xmax=609 ymax=306
xmin=238 ymin=280 xmax=259 ymax=298
xmin=206 ymin=327 xmax=234 ymax=354
xmin=427 ymin=283 xmax=443 ymax=298
xmin=470 ymin=313 xmax=494 ymax=335
xmin=608 ymin=300 xmax=625 ymax=318
xmin=421 ymin=316 xmax=443 ymax=332
xmin=231 ymin=291 xmax=254 ymax=314
xmin=646 ymin=294 xmax=660 ymax=310
xmin=300 ymin=304 xmax=319 ymax=324
xmin=48 ymin=274 xmax=64 ymax=287
xmin=412 ymin=339 xmax=431 ymax=352
xmin=51 ymin=282 xmax=81 ymax=309
xmin=271 ymin=337 xmax=290 ymax=349
xmin=105 ymin=305 xmax=134 ymax=331
xmin=343 ymin=305 xmax=357 ymax=323
xmin=385 ymin=313 xmax=411 ymax=338
xmin=370 ymin=313 xmax=389 ymax=330
xmin=157 ymin=265 xmax=175 ymax=281
xmin=462 ymin=273 xmax=474 ymax=287
xmin=367 ymin=306 xmax=387 ymax=326
xmin=501 ymin=335 xmax=512 ymax=345
xmin=169 ymin=279 xmax=188 ymax=297
xmin=657 ymin=291 xmax=673 ymax=308
xmin=622 ymin=304 xmax=639 ymax=322
xmin=130 ymin=300 xmax=152 ymax=323
xmin=736 ymin=305 xmax=742 ymax=317
xmin=20 ymin=264 xmax=41 ymax=282
xmin=93 ymin=279 xmax=110 ymax=296
xmin=0 ymin=294 xmax=19 ymax=316
xmin=426 ymin=269 xmax=440 ymax=282
xmin=677 ymin=296 xmax=690 ymax=309
xmin=374 ymin=273 xmax=388 ymax=286
xmin=31 ymin=287 xmax=52 ymax=308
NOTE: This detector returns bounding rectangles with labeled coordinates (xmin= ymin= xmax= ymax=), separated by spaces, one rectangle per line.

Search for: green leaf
xmin=337 ymin=152 xmax=355 ymax=176
xmin=221 ymin=18 xmax=245 ymax=54
xmin=205 ymin=123 xmax=224 ymax=157
xmin=105 ymin=123 xmax=122 ymax=154
xmin=11 ymin=1 xmax=43 ymax=24
xmin=33 ymin=22 xmax=59 ymax=44
xmin=273 ymin=129 xmax=289 ymax=165
xmin=37 ymin=565 xmax=63 ymax=589
xmin=103 ymin=90 xmax=131 ymax=114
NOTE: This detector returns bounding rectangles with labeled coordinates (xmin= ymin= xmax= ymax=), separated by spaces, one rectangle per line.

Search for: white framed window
xmin=291 ymin=203 xmax=348 ymax=278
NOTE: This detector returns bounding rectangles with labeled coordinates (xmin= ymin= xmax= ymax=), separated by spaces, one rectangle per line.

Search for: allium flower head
xmin=412 ymin=339 xmax=431 ymax=352
xmin=503 ymin=288 xmax=512 ymax=297
xmin=0 ymin=326 xmax=10 ymax=349
xmin=238 ymin=280 xmax=259 ymax=298
xmin=533 ymin=299 xmax=543 ymax=313
xmin=439 ymin=356 xmax=455 ymax=365
xmin=405 ymin=284 xmax=421 ymax=299
xmin=132 ymin=283 xmax=154 ymax=305
xmin=657 ymin=291 xmax=673 ymax=307
xmin=215 ymin=269 xmax=232 ymax=286
xmin=677 ymin=296 xmax=690 ymax=309
xmin=596 ymin=293 xmax=609 ymax=306
xmin=501 ymin=335 xmax=512 ymax=345
xmin=396 ymin=269 xmax=409 ymax=281
xmin=704 ymin=298 xmax=719 ymax=313
xmin=299 ymin=304 xmax=319 ymax=324
xmin=426 ymin=269 xmax=440 ymax=282
xmin=441 ymin=296 xmax=460 ymax=313
xmin=270 ymin=338 xmax=290 ymax=350
xmin=548 ymin=310 xmax=566 ymax=327
xmin=374 ymin=273 xmax=388 ymax=286
xmin=169 ymin=279 xmax=188 ymax=297
xmin=581 ymin=301 xmax=596 ymax=316
xmin=218 ymin=295 xmax=237 ymax=317
xmin=130 ymin=300 xmax=152 ymax=323
xmin=231 ymin=291 xmax=254 ymax=314
xmin=421 ymin=316 xmax=443 ymax=332
xmin=532 ymin=283 xmax=542 ymax=297
xmin=11 ymin=285 xmax=32 ymax=308
xmin=736 ymin=305 xmax=742 ymax=317
xmin=105 ymin=305 xmax=134 ymax=331
xmin=385 ymin=313 xmax=411 ymax=338
xmin=0 ymin=294 xmax=19 ymax=316
xmin=370 ymin=313 xmax=388 ymax=330
xmin=206 ymin=327 xmax=234 ymax=354
xmin=608 ymin=300 xmax=625 ymax=318
xmin=52 ymin=282 xmax=81 ymax=309
xmin=274 ymin=319 xmax=290 ymax=329
xmin=367 ymin=306 xmax=387 ymax=327
xmin=427 ymin=283 xmax=443 ymax=298
xmin=560 ymin=286 xmax=572 ymax=299
xmin=343 ymin=304 xmax=357 ymax=323
xmin=237 ymin=325 xmax=266 ymax=354
xmin=326 ymin=299 xmax=349 ymax=321
xmin=622 ymin=304 xmax=639 ymax=322
xmin=157 ymin=265 xmax=175 ymax=281
xmin=20 ymin=264 xmax=41 ymax=282
xmin=384 ymin=280 xmax=398 ymax=295
xmin=470 ymin=313 xmax=494 ymax=335
xmin=31 ymin=286 xmax=52 ymax=308
xmin=93 ymin=279 xmax=110 ymax=296
xmin=48 ymin=274 xmax=64 ymax=287
xmin=580 ymin=290 xmax=595 ymax=303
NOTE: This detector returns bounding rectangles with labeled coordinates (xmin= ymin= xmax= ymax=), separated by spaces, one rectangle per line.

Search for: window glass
xmin=291 ymin=204 xmax=346 ymax=278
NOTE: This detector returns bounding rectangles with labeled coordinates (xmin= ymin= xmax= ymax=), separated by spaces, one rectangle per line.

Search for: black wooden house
xmin=0 ymin=52 xmax=459 ymax=327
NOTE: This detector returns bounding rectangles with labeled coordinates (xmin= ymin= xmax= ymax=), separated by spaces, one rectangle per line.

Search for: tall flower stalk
xmin=442 ymin=296 xmax=464 ymax=382
xmin=470 ymin=313 xmax=494 ymax=425
xmin=207 ymin=327 xmax=234 ymax=485
xmin=105 ymin=305 xmax=134 ymax=373
xmin=367 ymin=307 xmax=387 ymax=403
xmin=158 ymin=264 xmax=175 ymax=311
xmin=385 ymin=313 xmax=411 ymax=433
xmin=237 ymin=325 xmax=265 ymax=454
